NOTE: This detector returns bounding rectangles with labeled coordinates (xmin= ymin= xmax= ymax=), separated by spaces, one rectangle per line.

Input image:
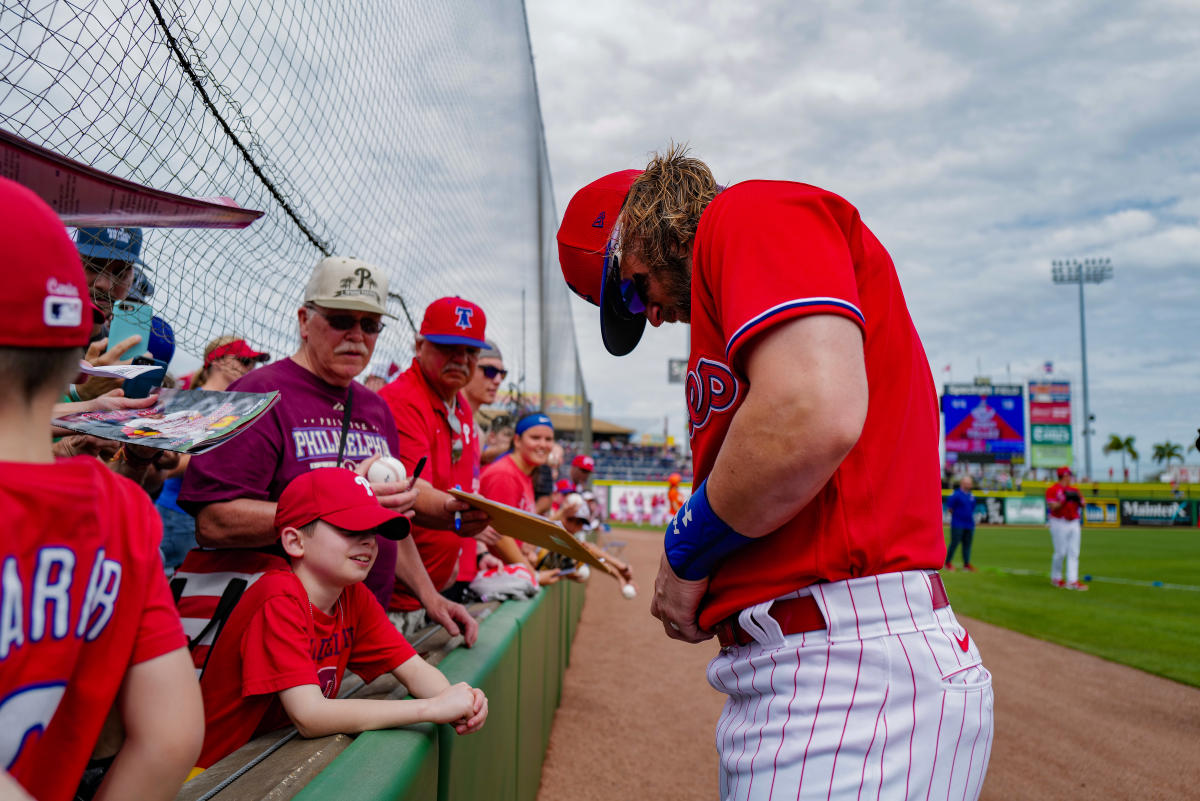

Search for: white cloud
xmin=528 ymin=0 xmax=1200 ymax=475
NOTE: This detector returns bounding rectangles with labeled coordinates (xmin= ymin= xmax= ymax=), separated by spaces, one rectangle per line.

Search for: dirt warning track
xmin=536 ymin=528 xmax=1200 ymax=801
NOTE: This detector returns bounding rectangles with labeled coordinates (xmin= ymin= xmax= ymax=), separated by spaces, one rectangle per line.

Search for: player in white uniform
xmin=557 ymin=150 xmax=993 ymax=800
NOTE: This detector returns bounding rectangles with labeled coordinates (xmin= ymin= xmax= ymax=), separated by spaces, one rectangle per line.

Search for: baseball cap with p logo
xmin=556 ymin=169 xmax=646 ymax=357
xmin=274 ymin=467 xmax=411 ymax=540
xmin=304 ymin=256 xmax=396 ymax=317
xmin=1 ymin=177 xmax=94 ymax=348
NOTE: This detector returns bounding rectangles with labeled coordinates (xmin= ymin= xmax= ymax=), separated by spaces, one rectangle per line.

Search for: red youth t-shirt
xmin=1045 ymin=482 xmax=1081 ymax=520
xmin=379 ymin=361 xmax=481 ymax=612
xmin=686 ymin=181 xmax=946 ymax=630
xmin=197 ymin=570 xmax=416 ymax=768
xmin=0 ymin=458 xmax=186 ymax=801
xmin=179 ymin=358 xmax=402 ymax=607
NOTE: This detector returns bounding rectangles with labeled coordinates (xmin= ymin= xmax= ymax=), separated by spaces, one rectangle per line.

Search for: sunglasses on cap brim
xmin=604 ymin=235 xmax=649 ymax=318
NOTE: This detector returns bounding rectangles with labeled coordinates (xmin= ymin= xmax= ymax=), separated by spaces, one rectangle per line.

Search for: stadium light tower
xmin=1051 ymin=257 xmax=1113 ymax=481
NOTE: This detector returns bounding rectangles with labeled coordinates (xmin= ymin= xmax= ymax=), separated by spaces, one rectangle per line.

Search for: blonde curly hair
xmin=617 ymin=143 xmax=720 ymax=273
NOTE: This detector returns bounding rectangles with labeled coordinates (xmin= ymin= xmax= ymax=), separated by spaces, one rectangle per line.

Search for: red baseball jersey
xmin=379 ymin=361 xmax=481 ymax=612
xmin=1045 ymin=482 xmax=1081 ymax=520
xmin=686 ymin=181 xmax=946 ymax=630
xmin=197 ymin=570 xmax=416 ymax=767
xmin=0 ymin=457 xmax=186 ymax=801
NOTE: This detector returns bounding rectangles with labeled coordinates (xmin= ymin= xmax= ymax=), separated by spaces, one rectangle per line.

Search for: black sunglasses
xmin=309 ymin=305 xmax=385 ymax=335
xmin=481 ymin=365 xmax=508 ymax=380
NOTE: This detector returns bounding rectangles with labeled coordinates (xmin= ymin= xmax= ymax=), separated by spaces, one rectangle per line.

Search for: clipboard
xmin=448 ymin=488 xmax=624 ymax=581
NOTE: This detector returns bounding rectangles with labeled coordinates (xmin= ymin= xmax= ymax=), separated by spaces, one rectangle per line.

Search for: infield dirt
xmin=537 ymin=527 xmax=1200 ymax=801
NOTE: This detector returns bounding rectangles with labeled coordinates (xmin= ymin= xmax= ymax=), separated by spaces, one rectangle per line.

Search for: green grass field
xmin=942 ymin=525 xmax=1200 ymax=687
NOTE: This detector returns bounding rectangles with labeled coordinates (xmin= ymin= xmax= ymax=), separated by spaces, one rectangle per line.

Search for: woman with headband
xmin=478 ymin=412 xmax=564 ymax=585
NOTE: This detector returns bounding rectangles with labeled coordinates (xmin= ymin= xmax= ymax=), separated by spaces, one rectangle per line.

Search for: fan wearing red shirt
xmin=378 ymin=298 xmax=498 ymax=640
xmin=197 ymin=468 xmax=487 ymax=769
xmin=0 ymin=178 xmax=201 ymax=801
xmin=557 ymin=149 xmax=993 ymax=800
xmin=1045 ymin=465 xmax=1087 ymax=590
xmin=479 ymin=413 xmax=567 ymax=585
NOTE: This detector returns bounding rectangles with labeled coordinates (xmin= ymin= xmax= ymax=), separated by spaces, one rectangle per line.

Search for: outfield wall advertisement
xmin=1029 ymin=381 xmax=1073 ymax=469
xmin=942 ymin=384 xmax=1026 ymax=464
xmin=1119 ymin=499 xmax=1193 ymax=527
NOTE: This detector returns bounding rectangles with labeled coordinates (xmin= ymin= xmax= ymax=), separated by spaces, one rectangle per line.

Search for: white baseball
xmin=621 ymin=583 xmax=637 ymax=600
xmin=367 ymin=456 xmax=407 ymax=485
xmin=575 ymin=564 xmax=591 ymax=581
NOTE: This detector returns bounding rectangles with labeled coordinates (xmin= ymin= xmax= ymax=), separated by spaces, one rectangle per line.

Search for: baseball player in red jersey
xmin=558 ymin=148 xmax=993 ymax=800
xmin=0 ymin=178 xmax=202 ymax=801
xmin=1045 ymin=466 xmax=1087 ymax=590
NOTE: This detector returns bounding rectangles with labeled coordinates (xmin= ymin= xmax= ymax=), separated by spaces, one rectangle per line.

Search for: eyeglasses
xmin=481 ymin=365 xmax=508 ymax=380
xmin=237 ymin=357 xmax=258 ymax=368
xmin=308 ymin=305 xmax=385 ymax=335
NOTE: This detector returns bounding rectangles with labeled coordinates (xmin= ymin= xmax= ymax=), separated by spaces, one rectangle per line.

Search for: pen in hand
xmin=407 ymin=456 xmax=427 ymax=491
xmin=453 ymin=484 xmax=462 ymax=531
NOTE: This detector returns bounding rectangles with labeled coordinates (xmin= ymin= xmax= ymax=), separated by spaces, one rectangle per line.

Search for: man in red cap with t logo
xmin=379 ymin=297 xmax=493 ymax=637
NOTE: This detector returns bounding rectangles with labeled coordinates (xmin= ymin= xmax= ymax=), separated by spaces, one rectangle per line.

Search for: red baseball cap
xmin=274 ymin=467 xmax=411 ymax=540
xmin=1 ymin=177 xmax=93 ymax=348
xmin=572 ymin=454 xmax=595 ymax=472
xmin=1057 ymin=466 xmax=1073 ymax=478
xmin=555 ymin=479 xmax=576 ymax=493
xmin=556 ymin=169 xmax=646 ymax=357
xmin=419 ymin=296 xmax=488 ymax=349
xmin=204 ymin=338 xmax=270 ymax=367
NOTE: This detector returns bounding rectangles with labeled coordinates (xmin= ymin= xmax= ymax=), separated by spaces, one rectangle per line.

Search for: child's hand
xmin=452 ymin=687 xmax=488 ymax=735
xmin=424 ymin=682 xmax=476 ymax=724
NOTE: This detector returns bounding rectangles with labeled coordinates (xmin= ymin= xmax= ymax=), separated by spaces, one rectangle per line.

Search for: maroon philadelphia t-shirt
xmin=180 ymin=358 xmax=402 ymax=606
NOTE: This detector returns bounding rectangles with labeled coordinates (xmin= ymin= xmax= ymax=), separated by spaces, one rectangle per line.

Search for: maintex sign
xmin=1119 ymin=499 xmax=1193 ymax=527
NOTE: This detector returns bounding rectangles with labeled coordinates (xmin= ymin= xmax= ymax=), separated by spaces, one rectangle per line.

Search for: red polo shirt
xmin=379 ymin=360 xmax=481 ymax=611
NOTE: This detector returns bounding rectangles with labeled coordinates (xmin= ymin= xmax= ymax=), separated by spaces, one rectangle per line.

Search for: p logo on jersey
xmin=686 ymin=358 xmax=740 ymax=432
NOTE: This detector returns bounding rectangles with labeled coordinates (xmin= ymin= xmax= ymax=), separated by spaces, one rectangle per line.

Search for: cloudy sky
xmin=526 ymin=0 xmax=1200 ymax=479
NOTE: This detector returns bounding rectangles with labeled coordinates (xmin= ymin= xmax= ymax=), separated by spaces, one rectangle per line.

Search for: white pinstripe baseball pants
xmin=706 ymin=571 xmax=993 ymax=801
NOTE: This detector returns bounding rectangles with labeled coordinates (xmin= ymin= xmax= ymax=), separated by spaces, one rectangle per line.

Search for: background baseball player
xmin=557 ymin=147 xmax=994 ymax=800
xmin=1045 ymin=466 xmax=1087 ymax=590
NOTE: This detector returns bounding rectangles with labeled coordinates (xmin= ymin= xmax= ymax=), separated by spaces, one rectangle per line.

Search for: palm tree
xmin=1103 ymin=434 xmax=1138 ymax=480
xmin=1153 ymin=441 xmax=1184 ymax=467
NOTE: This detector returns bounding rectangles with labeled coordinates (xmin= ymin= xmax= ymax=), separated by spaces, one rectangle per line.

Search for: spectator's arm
xmin=408 ymin=478 xmax=488 ymax=535
xmin=393 ymin=537 xmax=479 ymax=646
xmin=93 ymin=648 xmax=202 ymax=801
xmin=194 ymin=497 xmax=279 ymax=548
xmin=278 ymin=673 xmax=484 ymax=738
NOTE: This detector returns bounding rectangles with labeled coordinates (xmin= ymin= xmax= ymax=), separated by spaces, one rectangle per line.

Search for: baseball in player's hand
xmin=650 ymin=551 xmax=714 ymax=644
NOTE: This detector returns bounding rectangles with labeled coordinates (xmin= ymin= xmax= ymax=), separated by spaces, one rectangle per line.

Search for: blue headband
xmin=515 ymin=413 xmax=553 ymax=435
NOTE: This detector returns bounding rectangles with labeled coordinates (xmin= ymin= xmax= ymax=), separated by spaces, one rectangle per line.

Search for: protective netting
xmin=1 ymin=0 xmax=585 ymax=412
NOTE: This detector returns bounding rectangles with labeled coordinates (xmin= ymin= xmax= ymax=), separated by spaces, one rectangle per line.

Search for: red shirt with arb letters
xmin=685 ymin=181 xmax=946 ymax=630
xmin=0 ymin=457 xmax=186 ymax=801
xmin=197 ymin=570 xmax=416 ymax=767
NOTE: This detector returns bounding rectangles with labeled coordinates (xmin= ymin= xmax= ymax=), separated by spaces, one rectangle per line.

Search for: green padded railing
xmin=292 ymin=580 xmax=583 ymax=801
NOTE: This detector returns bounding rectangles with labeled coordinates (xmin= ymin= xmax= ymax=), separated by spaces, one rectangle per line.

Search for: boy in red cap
xmin=196 ymin=467 xmax=487 ymax=769
xmin=0 ymin=177 xmax=202 ymax=801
